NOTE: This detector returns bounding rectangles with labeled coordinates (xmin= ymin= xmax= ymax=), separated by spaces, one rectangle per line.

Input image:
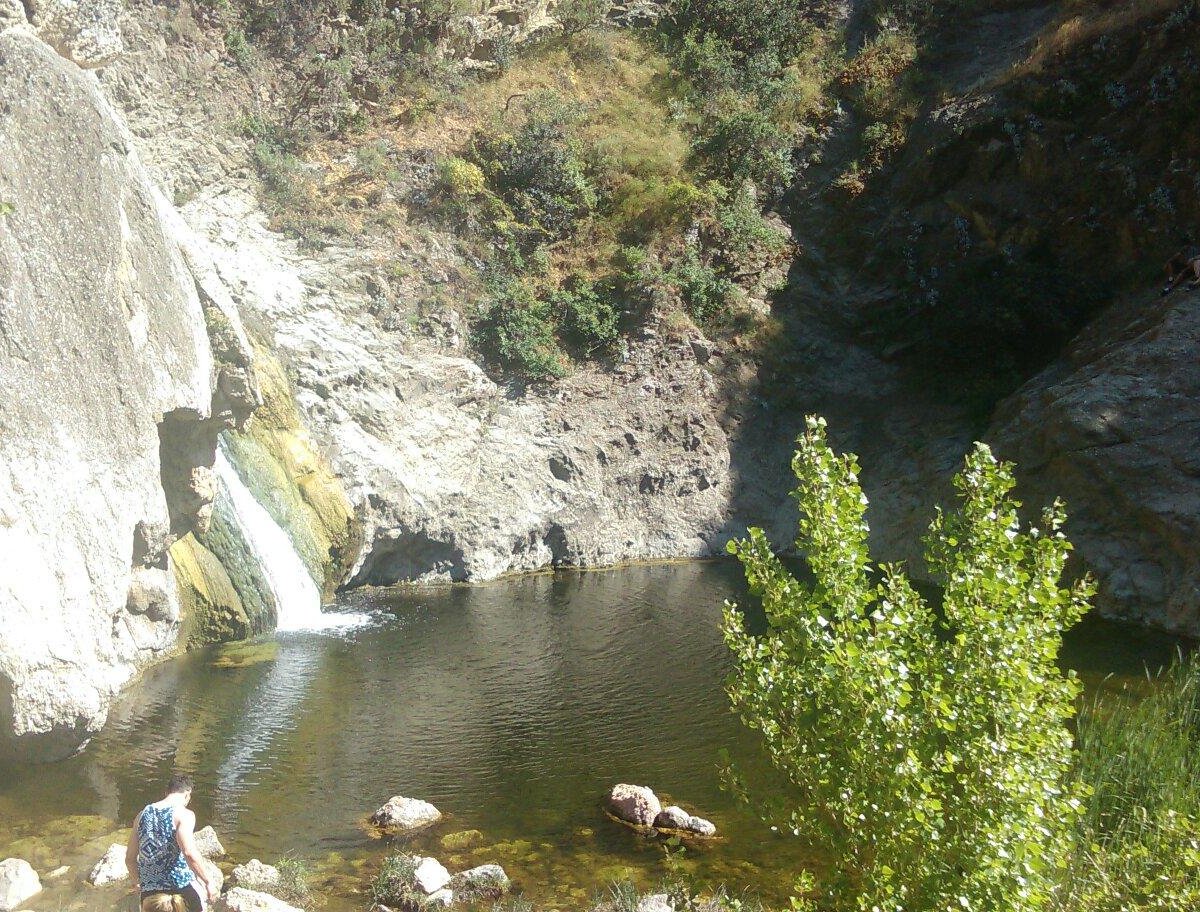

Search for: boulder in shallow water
xmin=0 ymin=858 xmax=41 ymax=911
xmin=230 ymin=859 xmax=282 ymax=892
xmin=370 ymin=796 xmax=442 ymax=834
xmin=449 ymin=863 xmax=509 ymax=899
xmin=685 ymin=816 xmax=716 ymax=837
xmin=426 ymin=888 xmax=454 ymax=908
xmin=606 ymin=784 xmax=661 ymax=827
xmin=88 ymin=843 xmax=128 ymax=886
xmin=653 ymin=806 xmax=691 ymax=830
xmin=194 ymin=826 xmax=226 ymax=858
xmin=215 ymin=887 xmax=303 ymax=912
xmin=412 ymin=857 xmax=451 ymax=894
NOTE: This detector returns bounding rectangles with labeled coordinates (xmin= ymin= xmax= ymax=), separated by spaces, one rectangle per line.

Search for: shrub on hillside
xmin=551 ymin=281 xmax=622 ymax=355
xmin=470 ymin=93 xmax=598 ymax=247
xmin=693 ymin=106 xmax=796 ymax=195
xmin=473 ymin=277 xmax=567 ymax=380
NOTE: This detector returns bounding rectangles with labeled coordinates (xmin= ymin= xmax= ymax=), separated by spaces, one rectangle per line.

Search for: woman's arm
xmin=124 ymin=811 xmax=141 ymax=885
xmin=174 ymin=809 xmax=217 ymax=902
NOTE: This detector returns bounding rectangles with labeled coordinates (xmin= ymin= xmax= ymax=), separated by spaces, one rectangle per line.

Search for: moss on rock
xmin=170 ymin=533 xmax=256 ymax=647
xmin=222 ymin=350 xmax=362 ymax=599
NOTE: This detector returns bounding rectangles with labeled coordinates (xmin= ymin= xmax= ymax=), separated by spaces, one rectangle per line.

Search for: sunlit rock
xmin=215 ymin=887 xmax=303 ymax=912
xmin=88 ymin=843 xmax=128 ymax=886
xmin=230 ymin=859 xmax=282 ymax=892
xmin=194 ymin=826 xmax=225 ymax=859
xmin=449 ymin=863 xmax=509 ymax=899
xmin=370 ymin=796 xmax=442 ymax=835
xmin=606 ymin=784 xmax=661 ymax=827
xmin=0 ymin=859 xmax=41 ymax=912
xmin=412 ymin=857 xmax=451 ymax=895
xmin=653 ymin=806 xmax=690 ymax=830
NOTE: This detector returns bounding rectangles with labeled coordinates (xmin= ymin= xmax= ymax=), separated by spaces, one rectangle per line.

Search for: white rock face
xmin=606 ymin=784 xmax=662 ymax=827
xmin=27 ymin=0 xmax=124 ymax=66
xmin=88 ymin=843 xmax=128 ymax=886
xmin=425 ymin=888 xmax=454 ymax=908
xmin=0 ymin=24 xmax=225 ymax=760
xmin=370 ymin=796 xmax=442 ymax=834
xmin=215 ymin=887 xmax=303 ymax=912
xmin=0 ymin=859 xmax=41 ymax=912
xmin=411 ymin=857 xmax=451 ymax=895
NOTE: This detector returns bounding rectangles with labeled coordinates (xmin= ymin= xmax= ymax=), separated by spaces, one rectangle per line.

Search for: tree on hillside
xmin=723 ymin=416 xmax=1093 ymax=912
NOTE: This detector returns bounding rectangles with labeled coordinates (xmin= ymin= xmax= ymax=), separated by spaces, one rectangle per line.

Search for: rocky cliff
xmin=0 ymin=0 xmax=241 ymax=759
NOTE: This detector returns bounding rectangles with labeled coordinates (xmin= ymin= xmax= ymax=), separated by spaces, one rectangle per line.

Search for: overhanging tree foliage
xmin=723 ymin=415 xmax=1093 ymax=912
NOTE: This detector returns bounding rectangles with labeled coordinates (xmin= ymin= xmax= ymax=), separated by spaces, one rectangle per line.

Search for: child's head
xmin=141 ymin=893 xmax=186 ymax=912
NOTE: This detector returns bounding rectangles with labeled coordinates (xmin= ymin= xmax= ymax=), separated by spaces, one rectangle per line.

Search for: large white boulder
xmin=88 ymin=843 xmax=128 ymax=886
xmin=606 ymin=784 xmax=661 ymax=827
xmin=369 ymin=796 xmax=442 ymax=834
xmin=0 ymin=858 xmax=41 ymax=911
xmin=411 ymin=857 xmax=451 ymax=895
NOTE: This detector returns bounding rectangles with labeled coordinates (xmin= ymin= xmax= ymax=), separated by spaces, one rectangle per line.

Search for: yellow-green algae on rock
xmin=220 ymin=350 xmax=362 ymax=600
xmin=170 ymin=533 xmax=254 ymax=647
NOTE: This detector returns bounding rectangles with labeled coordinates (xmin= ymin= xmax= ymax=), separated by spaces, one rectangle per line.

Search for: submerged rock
xmin=370 ymin=796 xmax=442 ymax=835
xmin=439 ymin=830 xmax=483 ymax=851
xmin=88 ymin=843 xmax=128 ymax=886
xmin=215 ymin=887 xmax=303 ymax=912
xmin=412 ymin=857 xmax=451 ymax=895
xmin=0 ymin=859 xmax=41 ymax=912
xmin=606 ymin=784 xmax=661 ymax=827
xmin=448 ymin=863 xmax=509 ymax=899
xmin=230 ymin=859 xmax=282 ymax=892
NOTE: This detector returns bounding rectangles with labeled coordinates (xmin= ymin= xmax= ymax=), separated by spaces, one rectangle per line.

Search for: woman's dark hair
xmin=167 ymin=773 xmax=194 ymax=795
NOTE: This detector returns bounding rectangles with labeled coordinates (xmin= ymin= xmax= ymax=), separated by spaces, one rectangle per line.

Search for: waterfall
xmin=214 ymin=444 xmax=361 ymax=632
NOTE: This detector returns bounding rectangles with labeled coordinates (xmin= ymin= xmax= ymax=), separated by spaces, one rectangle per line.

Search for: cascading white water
xmin=214 ymin=444 xmax=364 ymax=632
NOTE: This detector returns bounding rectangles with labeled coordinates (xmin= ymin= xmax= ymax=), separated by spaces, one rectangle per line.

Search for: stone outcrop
xmin=0 ymin=859 xmax=41 ymax=912
xmin=990 ymin=289 xmax=1200 ymax=636
xmin=448 ymin=864 xmax=510 ymax=899
xmin=194 ymin=826 xmax=226 ymax=859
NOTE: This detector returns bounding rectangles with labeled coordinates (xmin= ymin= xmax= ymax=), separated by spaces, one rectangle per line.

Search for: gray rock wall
xmin=990 ymin=290 xmax=1200 ymax=637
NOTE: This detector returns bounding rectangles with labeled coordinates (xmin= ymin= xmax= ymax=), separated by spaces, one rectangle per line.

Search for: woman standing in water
xmin=124 ymin=774 xmax=218 ymax=911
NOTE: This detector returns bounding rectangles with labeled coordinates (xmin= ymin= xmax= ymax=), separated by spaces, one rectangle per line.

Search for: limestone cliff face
xmin=0 ymin=4 xmax=266 ymax=760
xmin=990 ymin=290 xmax=1200 ymax=637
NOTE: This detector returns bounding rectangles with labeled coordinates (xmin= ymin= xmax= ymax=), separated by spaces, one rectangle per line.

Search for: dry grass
xmin=1007 ymin=0 xmax=1183 ymax=80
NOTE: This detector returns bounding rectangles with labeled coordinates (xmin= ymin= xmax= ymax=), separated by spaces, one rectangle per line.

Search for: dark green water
xmin=0 ymin=562 xmax=1187 ymax=910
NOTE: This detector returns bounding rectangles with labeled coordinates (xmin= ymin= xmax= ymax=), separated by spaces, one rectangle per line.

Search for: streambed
xmin=0 ymin=562 xmax=1186 ymax=911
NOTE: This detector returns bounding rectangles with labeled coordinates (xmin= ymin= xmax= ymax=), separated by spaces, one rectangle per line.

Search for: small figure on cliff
xmin=124 ymin=774 xmax=218 ymax=911
xmin=1161 ymin=244 xmax=1200 ymax=295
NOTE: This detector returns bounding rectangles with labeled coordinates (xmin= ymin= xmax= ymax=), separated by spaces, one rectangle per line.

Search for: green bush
xmin=669 ymin=248 xmax=734 ymax=325
xmin=670 ymin=0 xmax=812 ymax=63
xmin=551 ymin=281 xmax=622 ymax=355
xmin=473 ymin=278 xmax=567 ymax=380
xmin=693 ymin=106 xmax=795 ymax=194
xmin=470 ymin=92 xmax=598 ymax=247
xmin=557 ymin=0 xmax=614 ymax=36
xmin=714 ymin=187 xmax=789 ymax=265
xmin=724 ymin=416 xmax=1093 ymax=911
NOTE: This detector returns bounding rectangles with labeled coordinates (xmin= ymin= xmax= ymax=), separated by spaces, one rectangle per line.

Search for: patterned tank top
xmin=136 ymin=803 xmax=192 ymax=891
